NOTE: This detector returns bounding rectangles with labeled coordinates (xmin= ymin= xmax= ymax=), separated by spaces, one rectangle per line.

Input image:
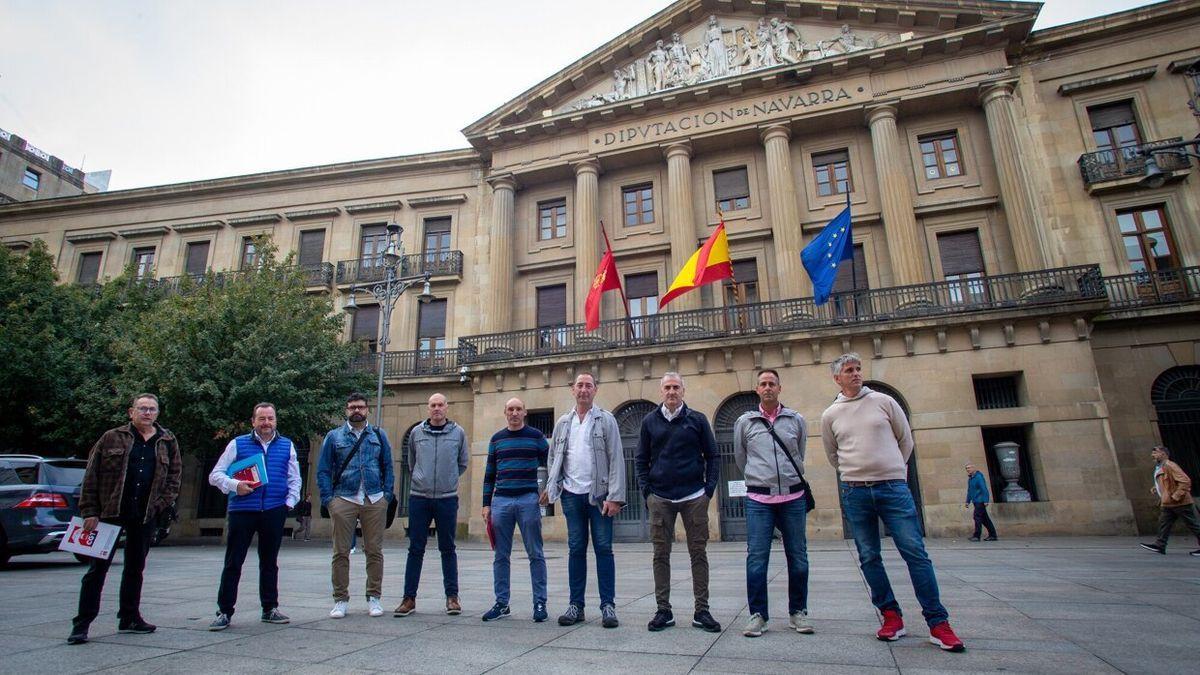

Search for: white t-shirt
xmin=563 ymin=410 xmax=595 ymax=495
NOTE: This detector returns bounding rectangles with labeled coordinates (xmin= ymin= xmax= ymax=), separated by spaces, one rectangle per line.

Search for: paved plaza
xmin=1 ymin=536 xmax=1197 ymax=674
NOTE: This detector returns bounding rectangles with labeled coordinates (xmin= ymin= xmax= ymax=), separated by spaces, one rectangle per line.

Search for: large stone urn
xmin=991 ymin=441 xmax=1032 ymax=502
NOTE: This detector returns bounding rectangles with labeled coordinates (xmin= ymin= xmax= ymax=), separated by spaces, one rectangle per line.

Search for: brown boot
xmin=445 ymin=596 xmax=462 ymax=615
xmin=393 ymin=597 xmax=416 ymax=617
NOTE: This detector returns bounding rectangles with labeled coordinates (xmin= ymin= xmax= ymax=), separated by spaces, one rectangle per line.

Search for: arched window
xmin=613 ymin=400 xmax=658 ymax=541
xmin=1152 ymin=366 xmax=1200 ymax=494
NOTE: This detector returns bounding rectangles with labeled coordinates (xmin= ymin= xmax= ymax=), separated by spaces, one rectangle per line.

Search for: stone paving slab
xmin=1 ymin=536 xmax=1198 ymax=674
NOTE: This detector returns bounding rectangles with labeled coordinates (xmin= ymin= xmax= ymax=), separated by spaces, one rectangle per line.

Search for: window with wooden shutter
xmin=713 ymin=167 xmax=750 ymax=211
xmin=132 ymin=247 xmax=156 ymax=280
xmin=240 ymin=238 xmax=258 ymax=270
xmin=184 ymin=241 xmax=209 ymax=276
xmin=624 ymin=272 xmax=659 ymax=338
xmin=423 ymin=217 xmax=452 ymax=255
xmin=938 ymin=230 xmax=986 ymax=304
xmin=538 ymin=200 xmax=568 ymax=240
xmin=622 ymin=184 xmax=654 ymax=226
xmin=536 ymin=284 xmax=567 ymax=349
xmin=352 ymin=305 xmax=380 ymax=351
xmin=298 ymin=230 xmax=325 ymax=268
xmin=1088 ymin=101 xmax=1140 ymax=164
xmin=417 ymin=299 xmax=447 ymax=351
xmin=813 ymin=149 xmax=853 ymax=196
xmin=723 ymin=259 xmax=760 ymax=305
xmin=918 ymin=132 xmax=962 ymax=179
xmin=831 ymin=244 xmax=868 ymax=293
xmin=359 ymin=224 xmax=387 ymax=259
xmin=77 ymin=252 xmax=102 ymax=284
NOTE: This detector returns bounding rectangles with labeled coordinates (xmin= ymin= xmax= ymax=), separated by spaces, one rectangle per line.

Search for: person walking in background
xmin=1139 ymin=446 xmax=1200 ymax=556
xmin=964 ymin=464 xmax=997 ymax=542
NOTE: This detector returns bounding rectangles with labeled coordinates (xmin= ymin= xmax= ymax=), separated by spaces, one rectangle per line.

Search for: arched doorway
xmin=714 ymin=392 xmax=760 ymax=541
xmin=1152 ymin=367 xmax=1200 ymax=494
xmin=398 ymin=422 xmax=420 ymax=517
xmin=838 ymin=382 xmax=925 ymax=537
xmin=614 ymin=400 xmax=657 ymax=541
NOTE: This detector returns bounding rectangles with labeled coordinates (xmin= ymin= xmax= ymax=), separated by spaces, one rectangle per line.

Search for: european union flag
xmin=800 ymin=200 xmax=853 ymax=305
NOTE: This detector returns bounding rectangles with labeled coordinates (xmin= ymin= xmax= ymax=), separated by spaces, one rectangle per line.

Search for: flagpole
xmin=845 ymin=192 xmax=859 ymax=315
xmin=717 ymin=210 xmax=747 ymax=332
xmin=600 ymin=221 xmax=636 ymax=342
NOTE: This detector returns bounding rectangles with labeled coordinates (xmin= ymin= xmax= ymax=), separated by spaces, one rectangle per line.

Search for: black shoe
xmin=984 ymin=536 xmax=998 ymax=542
xmin=261 ymin=608 xmax=290 ymax=624
xmin=208 ymin=613 xmax=231 ymax=631
xmin=118 ymin=619 xmax=157 ymax=634
xmin=557 ymin=604 xmax=585 ymax=626
xmin=968 ymin=536 xmax=980 ymax=542
xmin=66 ymin=627 xmax=88 ymax=645
xmin=692 ymin=610 xmax=721 ymax=633
xmin=647 ymin=609 xmax=675 ymax=632
xmin=1139 ymin=543 xmax=1166 ymax=555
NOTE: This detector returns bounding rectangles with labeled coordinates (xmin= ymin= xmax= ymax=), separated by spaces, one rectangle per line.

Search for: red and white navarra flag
xmin=584 ymin=244 xmax=622 ymax=332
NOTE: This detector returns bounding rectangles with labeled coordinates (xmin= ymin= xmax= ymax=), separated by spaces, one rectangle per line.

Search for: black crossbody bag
xmin=322 ymin=428 xmax=398 ymax=528
xmin=755 ymin=417 xmax=816 ymax=513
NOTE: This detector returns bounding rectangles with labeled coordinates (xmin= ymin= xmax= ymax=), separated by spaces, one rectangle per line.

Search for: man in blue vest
xmin=207 ymin=402 xmax=302 ymax=630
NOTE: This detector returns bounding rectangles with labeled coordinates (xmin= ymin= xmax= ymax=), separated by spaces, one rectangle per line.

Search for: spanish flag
xmin=660 ymin=221 xmax=733 ymax=308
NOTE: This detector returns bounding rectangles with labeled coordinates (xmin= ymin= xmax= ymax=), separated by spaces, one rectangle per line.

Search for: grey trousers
xmin=1154 ymin=504 xmax=1200 ymax=548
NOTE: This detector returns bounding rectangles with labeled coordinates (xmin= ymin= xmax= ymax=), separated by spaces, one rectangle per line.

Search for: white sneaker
xmin=743 ymin=613 xmax=767 ymax=637
xmin=330 ymin=600 xmax=348 ymax=619
xmin=367 ymin=597 xmax=384 ymax=617
xmin=789 ymin=610 xmax=814 ymax=634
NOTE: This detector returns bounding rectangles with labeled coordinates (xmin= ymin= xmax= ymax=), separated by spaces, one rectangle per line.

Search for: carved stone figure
xmin=821 ymin=24 xmax=869 ymax=56
xmin=754 ymin=18 xmax=778 ymax=68
xmin=649 ymin=39 xmax=669 ymax=92
xmin=703 ymin=15 xmax=732 ymax=79
xmin=770 ymin=18 xmax=801 ymax=64
xmin=613 ymin=67 xmax=631 ymax=99
xmin=667 ymin=32 xmax=691 ymax=86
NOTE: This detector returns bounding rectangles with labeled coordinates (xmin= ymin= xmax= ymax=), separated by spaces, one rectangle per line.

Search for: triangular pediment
xmin=463 ymin=0 xmax=1042 ymax=146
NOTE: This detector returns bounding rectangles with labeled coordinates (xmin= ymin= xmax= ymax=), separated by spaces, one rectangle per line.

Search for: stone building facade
xmin=2 ymin=0 xmax=1198 ymax=541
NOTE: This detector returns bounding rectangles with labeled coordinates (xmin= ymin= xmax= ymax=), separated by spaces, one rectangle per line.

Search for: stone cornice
xmin=406 ymin=194 xmax=468 ymax=208
xmin=65 ymin=231 xmax=117 ymax=244
xmin=1023 ymin=0 xmax=1200 ymax=53
xmin=344 ymin=200 xmax=403 ymax=215
xmin=118 ymin=225 xmax=171 ymax=238
xmin=3 ymin=239 xmax=32 ymax=250
xmin=1057 ymin=66 xmax=1157 ymax=96
xmin=228 ymin=213 xmax=281 ymax=227
xmin=284 ymin=207 xmax=341 ymax=220
xmin=171 ymin=220 xmax=226 ymax=233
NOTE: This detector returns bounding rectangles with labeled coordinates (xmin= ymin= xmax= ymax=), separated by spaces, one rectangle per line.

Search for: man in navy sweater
xmin=964 ymin=464 xmax=997 ymax=541
xmin=636 ymin=372 xmax=721 ymax=633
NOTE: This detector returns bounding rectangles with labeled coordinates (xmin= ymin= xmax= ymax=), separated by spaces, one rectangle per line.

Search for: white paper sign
xmin=58 ymin=517 xmax=121 ymax=560
xmin=727 ymin=480 xmax=748 ymax=497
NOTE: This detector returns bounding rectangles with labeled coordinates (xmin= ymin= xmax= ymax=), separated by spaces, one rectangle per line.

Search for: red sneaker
xmin=929 ymin=622 xmax=965 ymax=652
xmin=876 ymin=609 xmax=906 ymax=641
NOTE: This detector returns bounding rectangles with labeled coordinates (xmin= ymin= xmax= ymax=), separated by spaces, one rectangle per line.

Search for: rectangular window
xmin=77 ymin=252 xmax=102 ymax=285
xmin=1117 ymin=205 xmax=1178 ymax=273
xmin=723 ymin=259 xmax=760 ymax=305
xmin=813 ymin=149 xmax=852 ymax=197
xmin=184 ymin=241 xmax=210 ymax=276
xmin=1088 ymin=100 xmax=1141 ymax=163
xmin=240 ymin=237 xmax=259 ymax=270
xmin=829 ymin=244 xmax=868 ymax=317
xmin=422 ymin=217 xmax=452 ymax=273
xmin=298 ymin=230 xmax=325 ymax=269
xmin=918 ymin=132 xmax=962 ymax=180
xmin=937 ymin=230 xmax=986 ymax=304
xmin=538 ymin=199 xmax=567 ymax=240
xmin=973 ymin=374 xmax=1021 ymax=410
xmin=714 ymin=167 xmax=750 ymax=211
xmin=417 ymin=298 xmax=448 ymax=352
xmin=536 ymin=284 xmax=567 ymax=349
xmin=131 ymin=247 xmax=155 ymax=280
xmin=22 ymin=167 xmax=40 ymax=190
xmin=351 ymin=305 xmax=380 ymax=351
xmin=625 ymin=272 xmax=659 ymax=339
xmin=622 ymin=184 xmax=654 ymax=226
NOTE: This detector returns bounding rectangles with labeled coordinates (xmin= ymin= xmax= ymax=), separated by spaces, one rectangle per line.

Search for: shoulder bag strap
xmin=755 ymin=416 xmax=804 ymax=478
xmin=331 ymin=429 xmax=369 ymax=492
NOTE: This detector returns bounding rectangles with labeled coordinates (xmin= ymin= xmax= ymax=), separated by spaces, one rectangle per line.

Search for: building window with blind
xmin=536 ymin=284 xmax=567 ymax=349
xmin=723 ymin=259 xmax=761 ymax=328
xmin=417 ymin=299 xmax=448 ymax=352
xmin=351 ymin=305 xmax=380 ymax=352
xmin=359 ymin=223 xmax=388 ymax=276
xmin=918 ymin=132 xmax=962 ymax=180
xmin=131 ymin=247 xmax=156 ymax=280
xmin=423 ymin=217 xmax=452 ymax=273
xmin=298 ymin=230 xmax=325 ymax=269
xmin=538 ymin=199 xmax=568 ymax=240
xmin=22 ymin=168 xmax=40 ymax=191
xmin=937 ymin=230 xmax=987 ymax=304
xmin=831 ymin=244 xmax=868 ymax=316
xmin=240 ymin=237 xmax=259 ymax=270
xmin=714 ymin=167 xmax=750 ymax=212
xmin=625 ymin=272 xmax=659 ymax=338
xmin=184 ymin=241 xmax=210 ymax=277
xmin=77 ymin=252 xmax=102 ymax=285
xmin=622 ymin=184 xmax=654 ymax=226
xmin=813 ymin=149 xmax=852 ymax=196
xmin=1118 ymin=206 xmax=1178 ymax=272
xmin=1088 ymin=100 xmax=1141 ymax=168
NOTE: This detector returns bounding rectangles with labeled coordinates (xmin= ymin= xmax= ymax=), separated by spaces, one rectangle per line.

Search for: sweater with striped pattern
xmin=482 ymin=426 xmax=549 ymax=507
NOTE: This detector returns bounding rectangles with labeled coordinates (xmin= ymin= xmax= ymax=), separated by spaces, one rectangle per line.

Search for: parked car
xmin=0 ymin=454 xmax=89 ymax=567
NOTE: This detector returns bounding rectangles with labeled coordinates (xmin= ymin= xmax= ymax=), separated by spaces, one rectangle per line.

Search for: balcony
xmin=153 ymin=263 xmax=333 ymax=295
xmin=458 ymin=265 xmax=1105 ymax=364
xmin=1104 ymin=266 xmax=1200 ymax=310
xmin=350 ymin=348 xmax=459 ymax=379
xmin=336 ymin=251 xmax=463 ymax=285
xmin=1078 ymin=138 xmax=1191 ymax=188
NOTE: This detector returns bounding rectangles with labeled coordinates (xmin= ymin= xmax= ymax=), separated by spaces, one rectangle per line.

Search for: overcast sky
xmin=0 ymin=0 xmax=1156 ymax=191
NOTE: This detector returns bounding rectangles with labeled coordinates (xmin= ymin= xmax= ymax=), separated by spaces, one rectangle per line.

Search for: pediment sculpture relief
xmin=572 ymin=17 xmax=900 ymax=110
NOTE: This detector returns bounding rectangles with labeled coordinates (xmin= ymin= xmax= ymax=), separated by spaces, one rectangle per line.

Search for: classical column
xmin=981 ymin=82 xmax=1048 ymax=272
xmin=573 ymin=158 xmax=602 ymax=323
xmin=664 ymin=141 xmax=700 ymax=312
xmin=760 ymin=124 xmax=812 ymax=299
xmin=867 ymin=104 xmax=928 ymax=287
xmin=486 ymin=175 xmax=517 ymax=333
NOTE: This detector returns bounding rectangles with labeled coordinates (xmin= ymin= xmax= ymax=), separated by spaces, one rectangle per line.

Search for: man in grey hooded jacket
xmin=394 ymin=393 xmax=469 ymax=617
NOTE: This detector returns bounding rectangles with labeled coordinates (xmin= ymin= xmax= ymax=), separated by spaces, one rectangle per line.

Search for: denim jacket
xmin=317 ymin=423 xmax=395 ymax=507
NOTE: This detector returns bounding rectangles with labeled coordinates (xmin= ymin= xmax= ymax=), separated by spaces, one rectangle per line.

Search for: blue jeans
xmin=745 ymin=497 xmax=809 ymax=620
xmin=840 ymin=480 xmax=948 ymax=627
xmin=491 ymin=492 xmax=547 ymax=606
xmin=560 ymin=490 xmax=614 ymax=608
xmin=403 ymin=496 xmax=459 ymax=599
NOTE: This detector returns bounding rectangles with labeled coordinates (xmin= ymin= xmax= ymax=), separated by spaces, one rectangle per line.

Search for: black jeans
xmin=217 ymin=506 xmax=287 ymax=616
xmin=73 ymin=518 xmax=155 ymax=629
xmin=1154 ymin=504 xmax=1200 ymax=548
xmin=972 ymin=502 xmax=997 ymax=539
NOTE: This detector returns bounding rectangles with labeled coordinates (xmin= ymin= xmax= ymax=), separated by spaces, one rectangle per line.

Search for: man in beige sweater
xmin=822 ymin=353 xmax=964 ymax=653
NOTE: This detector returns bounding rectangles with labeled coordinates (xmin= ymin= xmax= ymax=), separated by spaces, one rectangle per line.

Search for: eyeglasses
xmin=135 ymin=407 xmax=159 ymax=414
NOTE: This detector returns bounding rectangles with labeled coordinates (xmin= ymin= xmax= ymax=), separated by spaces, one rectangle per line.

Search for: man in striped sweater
xmin=481 ymin=397 xmax=550 ymax=622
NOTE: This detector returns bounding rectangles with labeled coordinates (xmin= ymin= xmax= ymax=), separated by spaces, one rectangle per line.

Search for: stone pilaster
xmin=981 ymin=82 xmax=1048 ymax=272
xmin=486 ymin=175 xmax=517 ymax=333
xmin=664 ymin=141 xmax=700 ymax=311
xmin=867 ymin=105 xmax=928 ymax=286
xmin=573 ymin=158 xmax=602 ymax=323
xmin=760 ymin=124 xmax=812 ymax=299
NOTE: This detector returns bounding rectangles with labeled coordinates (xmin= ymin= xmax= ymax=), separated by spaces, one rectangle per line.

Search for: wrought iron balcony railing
xmin=153 ymin=262 xmax=333 ymax=294
xmin=350 ymin=348 xmax=459 ymax=379
xmin=1078 ymin=137 xmax=1191 ymax=186
xmin=336 ymin=251 xmax=463 ymax=285
xmin=1104 ymin=266 xmax=1200 ymax=309
xmin=458 ymin=265 xmax=1105 ymax=364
